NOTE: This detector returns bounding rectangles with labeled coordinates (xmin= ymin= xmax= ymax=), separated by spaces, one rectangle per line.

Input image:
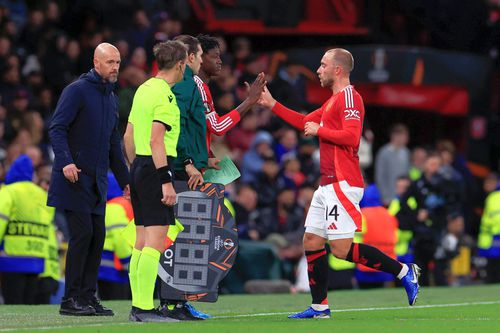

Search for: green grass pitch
xmin=1 ymin=284 xmax=499 ymax=333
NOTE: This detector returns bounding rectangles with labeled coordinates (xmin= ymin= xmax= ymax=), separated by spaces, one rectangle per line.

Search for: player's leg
xmin=328 ymin=182 xmax=420 ymax=305
xmin=334 ymin=240 xmax=421 ymax=305
xmin=289 ymin=186 xmax=331 ymax=319
xmin=304 ymin=232 xmax=330 ymax=308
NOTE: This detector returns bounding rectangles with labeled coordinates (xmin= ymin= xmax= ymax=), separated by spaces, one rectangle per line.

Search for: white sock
xmin=311 ymin=304 xmax=329 ymax=311
xmin=397 ymin=264 xmax=409 ymax=280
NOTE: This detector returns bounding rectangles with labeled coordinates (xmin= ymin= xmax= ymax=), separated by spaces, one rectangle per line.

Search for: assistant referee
xmin=123 ymin=40 xmax=187 ymax=323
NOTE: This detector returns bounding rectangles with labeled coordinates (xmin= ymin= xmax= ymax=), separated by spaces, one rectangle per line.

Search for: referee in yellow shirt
xmin=123 ymin=40 xmax=187 ymax=323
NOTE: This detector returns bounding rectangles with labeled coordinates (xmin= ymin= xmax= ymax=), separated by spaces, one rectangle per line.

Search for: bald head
xmin=94 ymin=42 xmax=119 ymax=59
xmin=325 ymin=48 xmax=354 ymax=73
xmin=93 ymin=42 xmax=121 ymax=83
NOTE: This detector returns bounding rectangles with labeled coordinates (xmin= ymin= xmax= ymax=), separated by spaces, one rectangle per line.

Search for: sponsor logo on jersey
xmin=344 ymin=109 xmax=361 ymax=120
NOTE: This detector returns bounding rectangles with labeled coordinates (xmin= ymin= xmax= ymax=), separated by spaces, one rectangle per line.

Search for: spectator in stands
xmin=19 ymin=8 xmax=46 ymax=55
xmin=296 ymin=136 xmax=319 ymax=185
xmin=278 ymin=156 xmax=305 ymax=191
xmin=267 ymin=59 xmax=310 ymax=110
xmin=399 ymin=153 xmax=457 ymax=285
xmin=126 ymin=9 xmax=152 ymax=51
xmin=4 ymin=89 xmax=31 ymax=142
xmin=42 ymin=33 xmax=71 ymax=94
xmin=359 ymin=128 xmax=374 ymax=173
xmin=409 ymin=147 xmax=427 ymax=181
xmin=276 ymin=187 xmax=308 ymax=246
xmin=437 ymin=140 xmax=466 ymax=211
xmin=240 ymin=130 xmax=274 ymax=183
xmin=129 ymin=47 xmax=149 ymax=72
xmin=227 ymin=111 xmax=261 ymax=162
xmin=233 ymin=184 xmax=261 ymax=240
xmin=255 ymin=158 xmax=282 ymax=209
xmin=434 ymin=212 xmax=465 ymax=286
xmin=274 ymin=128 xmax=298 ymax=163
xmin=375 ymin=124 xmax=410 ymax=205
xmin=232 ymin=36 xmax=252 ymax=77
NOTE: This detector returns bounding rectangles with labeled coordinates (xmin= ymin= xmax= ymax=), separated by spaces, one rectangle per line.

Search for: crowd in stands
xmin=0 ymin=0 xmax=500 ymax=303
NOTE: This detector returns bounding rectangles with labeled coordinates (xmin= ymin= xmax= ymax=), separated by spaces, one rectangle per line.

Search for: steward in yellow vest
xmin=97 ymin=173 xmax=133 ymax=300
xmin=388 ymin=175 xmax=416 ymax=264
xmin=36 ymin=176 xmax=60 ymax=304
xmin=0 ymin=155 xmax=56 ymax=304
xmin=478 ymin=184 xmax=500 ymax=283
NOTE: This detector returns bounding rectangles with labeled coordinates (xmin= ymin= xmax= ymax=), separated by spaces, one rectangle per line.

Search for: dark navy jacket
xmin=47 ymin=69 xmax=129 ymax=215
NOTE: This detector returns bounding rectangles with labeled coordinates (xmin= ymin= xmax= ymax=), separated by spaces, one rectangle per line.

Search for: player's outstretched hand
xmin=161 ymin=182 xmax=177 ymax=206
xmin=304 ymin=121 xmax=320 ymax=136
xmin=245 ymin=72 xmax=267 ymax=104
xmin=186 ymin=164 xmax=204 ymax=190
xmin=257 ymin=86 xmax=276 ymax=109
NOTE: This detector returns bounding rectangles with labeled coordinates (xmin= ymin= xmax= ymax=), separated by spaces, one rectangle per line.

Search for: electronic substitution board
xmin=158 ymin=182 xmax=238 ymax=302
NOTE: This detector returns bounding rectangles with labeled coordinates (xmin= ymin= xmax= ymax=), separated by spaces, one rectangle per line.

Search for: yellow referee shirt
xmin=128 ymin=77 xmax=180 ymax=157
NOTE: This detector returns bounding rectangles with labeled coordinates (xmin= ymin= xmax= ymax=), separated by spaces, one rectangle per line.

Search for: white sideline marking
xmin=0 ymin=300 xmax=499 ymax=332
xmin=214 ymin=300 xmax=500 ymax=319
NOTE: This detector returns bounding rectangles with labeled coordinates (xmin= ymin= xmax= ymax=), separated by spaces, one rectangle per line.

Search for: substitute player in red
xmin=194 ymin=34 xmax=265 ymax=167
xmin=258 ymin=48 xmax=420 ymax=319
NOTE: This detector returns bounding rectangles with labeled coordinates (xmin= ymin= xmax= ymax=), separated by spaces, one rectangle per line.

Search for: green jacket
xmin=172 ymin=65 xmax=208 ymax=172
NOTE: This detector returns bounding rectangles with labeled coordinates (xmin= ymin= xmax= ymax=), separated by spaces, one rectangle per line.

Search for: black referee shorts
xmin=130 ymin=155 xmax=176 ymax=227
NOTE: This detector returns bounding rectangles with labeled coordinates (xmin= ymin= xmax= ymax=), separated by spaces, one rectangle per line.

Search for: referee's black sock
xmin=346 ymin=243 xmax=403 ymax=276
xmin=305 ymin=249 xmax=329 ymax=308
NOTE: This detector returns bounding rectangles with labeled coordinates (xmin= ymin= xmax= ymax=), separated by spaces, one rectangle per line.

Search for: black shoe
xmin=160 ymin=303 xmax=204 ymax=321
xmin=59 ymin=297 xmax=96 ymax=316
xmin=86 ymin=297 xmax=114 ymax=316
xmin=129 ymin=306 xmax=140 ymax=322
xmin=133 ymin=308 xmax=179 ymax=323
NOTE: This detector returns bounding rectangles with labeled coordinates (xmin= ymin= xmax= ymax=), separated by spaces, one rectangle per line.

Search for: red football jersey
xmin=194 ymin=75 xmax=240 ymax=154
xmin=272 ymin=85 xmax=364 ymax=187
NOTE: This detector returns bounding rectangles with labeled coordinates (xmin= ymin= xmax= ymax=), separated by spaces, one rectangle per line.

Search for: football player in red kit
xmin=258 ymin=48 xmax=421 ymax=319
xmin=194 ymin=34 xmax=265 ymax=168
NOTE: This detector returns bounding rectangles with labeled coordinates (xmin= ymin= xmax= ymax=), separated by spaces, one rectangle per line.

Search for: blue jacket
xmin=47 ymin=69 xmax=129 ymax=215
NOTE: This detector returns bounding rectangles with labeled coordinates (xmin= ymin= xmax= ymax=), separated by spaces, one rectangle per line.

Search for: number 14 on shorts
xmin=326 ymin=205 xmax=339 ymax=230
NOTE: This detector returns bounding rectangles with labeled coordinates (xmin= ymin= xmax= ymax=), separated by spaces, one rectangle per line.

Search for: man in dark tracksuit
xmin=48 ymin=43 xmax=129 ymax=316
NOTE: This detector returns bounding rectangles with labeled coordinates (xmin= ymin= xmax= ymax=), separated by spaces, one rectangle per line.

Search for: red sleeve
xmin=304 ymin=108 xmax=323 ymax=124
xmin=271 ymin=102 xmax=306 ymax=130
xmin=317 ymin=91 xmax=363 ymax=147
xmin=207 ymin=109 xmax=241 ymax=136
